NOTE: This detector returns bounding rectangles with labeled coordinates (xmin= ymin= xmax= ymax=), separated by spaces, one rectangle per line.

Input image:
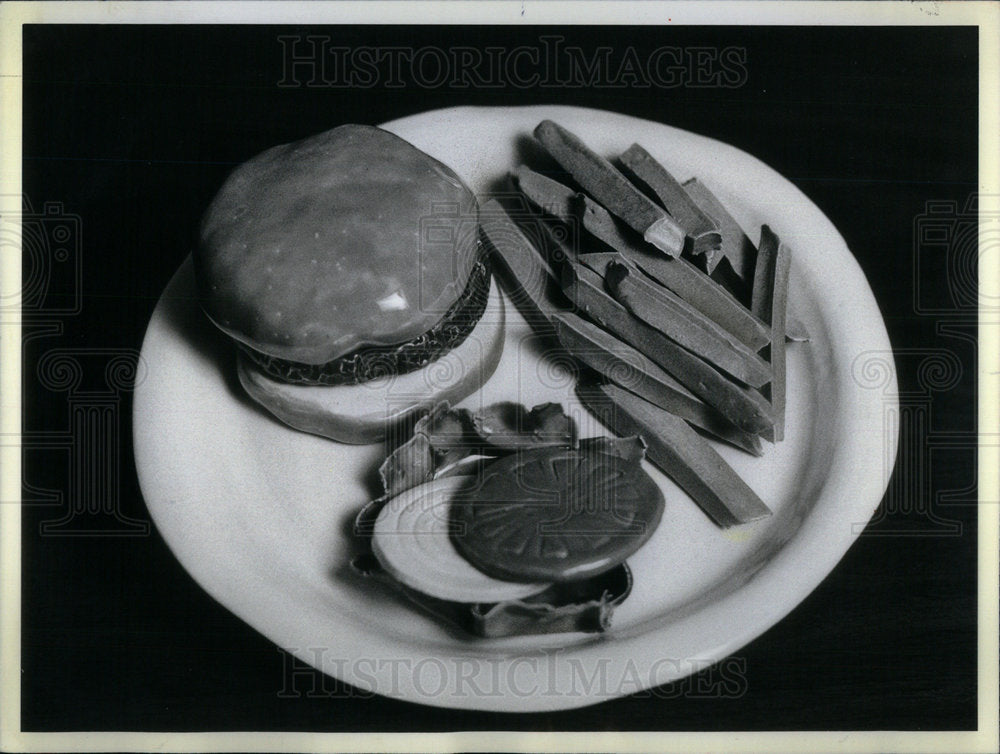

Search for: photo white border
xmin=0 ymin=2 xmax=997 ymax=752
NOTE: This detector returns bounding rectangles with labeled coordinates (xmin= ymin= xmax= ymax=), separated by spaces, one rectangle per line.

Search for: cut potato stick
xmin=562 ymin=260 xmax=773 ymax=435
xmin=751 ymin=225 xmax=792 ymax=442
xmin=619 ymin=144 xmax=723 ymax=270
xmin=533 ymin=120 xmax=685 ymax=257
xmin=479 ymin=200 xmax=562 ymax=324
xmin=576 ymin=252 xmax=770 ymax=387
xmin=577 ymin=197 xmax=771 ymax=351
xmin=514 ymin=166 xmax=577 ymax=224
xmin=552 ymin=313 xmax=763 ymax=455
xmin=577 ymin=382 xmax=772 ymax=527
xmin=605 ymin=260 xmax=772 ymax=388
xmin=574 ymin=250 xmax=618 ymax=278
xmin=682 ymin=177 xmax=758 ymax=284
xmin=751 ymin=224 xmax=778 ymax=323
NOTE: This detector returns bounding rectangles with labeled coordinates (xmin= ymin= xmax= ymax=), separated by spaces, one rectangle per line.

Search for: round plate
xmin=134 ymin=105 xmax=898 ymax=712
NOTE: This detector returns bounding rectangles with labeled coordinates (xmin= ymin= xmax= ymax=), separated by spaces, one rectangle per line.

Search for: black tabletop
xmin=19 ymin=23 xmax=978 ymax=733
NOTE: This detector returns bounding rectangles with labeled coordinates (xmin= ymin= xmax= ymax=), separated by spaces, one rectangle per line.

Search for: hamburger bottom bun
xmin=237 ymin=279 xmax=505 ymax=444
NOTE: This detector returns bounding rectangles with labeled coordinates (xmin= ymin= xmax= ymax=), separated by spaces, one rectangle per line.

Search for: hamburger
xmin=194 ymin=125 xmax=505 ymax=443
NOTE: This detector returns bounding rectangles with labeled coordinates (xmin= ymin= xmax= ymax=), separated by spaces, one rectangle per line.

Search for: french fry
xmin=577 ymin=381 xmax=772 ymax=527
xmin=751 ymin=225 xmax=792 ymax=442
xmin=553 ymin=313 xmax=763 ymax=455
xmin=562 ymin=260 xmax=773 ymax=435
xmin=514 ymin=165 xmax=577 ymax=224
xmin=682 ymin=177 xmax=758 ymax=284
xmin=533 ymin=120 xmax=686 ymax=257
xmin=574 ymin=251 xmax=770 ymax=387
xmin=605 ymin=260 xmax=772 ymax=388
xmin=619 ymin=144 xmax=723 ymax=270
xmin=577 ymin=197 xmax=771 ymax=351
xmin=479 ymin=200 xmax=563 ymax=324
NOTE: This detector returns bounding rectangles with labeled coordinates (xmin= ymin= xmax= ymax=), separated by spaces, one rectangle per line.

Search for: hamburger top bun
xmin=194 ymin=125 xmax=480 ymax=364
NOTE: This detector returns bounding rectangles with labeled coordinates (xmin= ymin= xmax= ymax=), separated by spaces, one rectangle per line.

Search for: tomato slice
xmin=451 ymin=445 xmax=665 ymax=583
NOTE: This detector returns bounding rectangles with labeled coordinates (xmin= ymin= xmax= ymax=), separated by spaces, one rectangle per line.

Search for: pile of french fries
xmin=480 ymin=120 xmax=801 ymax=528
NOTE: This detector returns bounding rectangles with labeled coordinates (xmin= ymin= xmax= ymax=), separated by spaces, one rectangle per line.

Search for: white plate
xmin=134 ymin=106 xmax=898 ymax=712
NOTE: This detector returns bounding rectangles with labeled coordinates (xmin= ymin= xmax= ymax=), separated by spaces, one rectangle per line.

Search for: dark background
xmin=21 ymin=25 xmax=978 ymax=731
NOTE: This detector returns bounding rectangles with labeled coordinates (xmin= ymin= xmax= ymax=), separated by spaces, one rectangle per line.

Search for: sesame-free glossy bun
xmin=195 ymin=125 xmax=479 ymax=364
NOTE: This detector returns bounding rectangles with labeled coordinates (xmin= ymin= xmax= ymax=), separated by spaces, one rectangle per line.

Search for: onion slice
xmin=371 ymin=476 xmax=551 ymax=604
